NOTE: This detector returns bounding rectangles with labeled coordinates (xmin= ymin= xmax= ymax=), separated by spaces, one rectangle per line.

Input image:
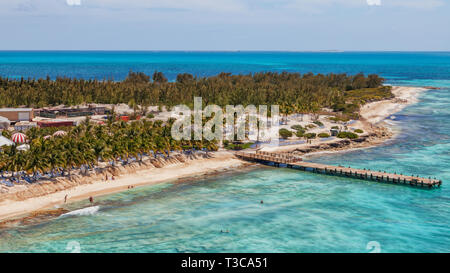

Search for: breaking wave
xmin=60 ymin=206 xmax=100 ymax=218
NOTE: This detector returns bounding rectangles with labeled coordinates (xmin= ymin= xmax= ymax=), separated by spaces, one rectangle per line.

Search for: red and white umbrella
xmin=11 ymin=133 xmax=27 ymax=144
xmin=53 ymin=130 xmax=67 ymax=137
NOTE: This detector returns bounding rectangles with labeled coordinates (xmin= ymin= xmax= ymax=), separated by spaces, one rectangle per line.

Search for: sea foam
xmin=60 ymin=206 xmax=100 ymax=218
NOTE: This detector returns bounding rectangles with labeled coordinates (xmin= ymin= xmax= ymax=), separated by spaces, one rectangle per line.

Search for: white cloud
xmin=367 ymin=0 xmax=381 ymax=6
xmin=66 ymin=0 xmax=81 ymax=6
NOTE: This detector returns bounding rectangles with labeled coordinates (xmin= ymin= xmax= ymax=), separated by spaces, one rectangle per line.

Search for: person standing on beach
xmin=64 ymin=195 xmax=68 ymax=203
xmin=89 ymin=196 xmax=94 ymax=204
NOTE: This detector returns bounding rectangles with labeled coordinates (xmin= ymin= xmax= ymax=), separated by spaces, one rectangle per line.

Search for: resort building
xmin=34 ymin=106 xmax=110 ymax=119
xmin=37 ymin=119 xmax=76 ymax=128
xmin=14 ymin=121 xmax=38 ymax=131
xmin=0 ymin=108 xmax=34 ymax=123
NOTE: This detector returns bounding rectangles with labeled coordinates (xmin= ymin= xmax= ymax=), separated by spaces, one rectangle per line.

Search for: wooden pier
xmin=235 ymin=151 xmax=442 ymax=189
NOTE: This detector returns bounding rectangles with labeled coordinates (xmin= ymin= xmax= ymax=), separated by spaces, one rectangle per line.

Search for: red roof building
xmin=37 ymin=120 xmax=75 ymax=128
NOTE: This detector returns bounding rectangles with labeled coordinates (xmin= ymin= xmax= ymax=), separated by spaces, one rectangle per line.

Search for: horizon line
xmin=0 ymin=50 xmax=449 ymax=53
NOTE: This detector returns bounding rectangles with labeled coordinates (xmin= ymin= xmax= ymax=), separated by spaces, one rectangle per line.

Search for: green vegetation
xmin=0 ymin=72 xmax=388 ymax=120
xmin=279 ymin=128 xmax=293 ymax=139
xmin=331 ymin=126 xmax=339 ymax=129
xmin=343 ymin=87 xmax=393 ymax=105
xmin=146 ymin=113 xmax=155 ymax=119
xmin=331 ymin=103 xmax=360 ymax=115
xmin=223 ymin=141 xmax=254 ymax=150
xmin=1 ymin=130 xmax=11 ymax=139
xmin=0 ymin=72 xmax=389 ymax=183
xmin=305 ymin=124 xmax=316 ymax=129
xmin=304 ymin=133 xmax=317 ymax=139
xmin=318 ymin=133 xmax=330 ymax=138
xmin=295 ymin=130 xmax=304 ymax=138
xmin=290 ymin=124 xmax=306 ymax=138
xmin=0 ymin=119 xmax=218 ymax=182
xmin=337 ymin=131 xmax=358 ymax=139
xmin=291 ymin=125 xmax=304 ymax=131
xmin=331 ymin=84 xmax=392 ymax=119
xmin=354 ymin=129 xmax=364 ymax=134
xmin=313 ymin=121 xmax=324 ymax=127
xmin=328 ymin=116 xmax=351 ymax=123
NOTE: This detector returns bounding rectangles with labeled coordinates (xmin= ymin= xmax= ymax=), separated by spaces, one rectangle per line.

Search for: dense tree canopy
xmin=0 ymin=72 xmax=391 ymax=182
xmin=0 ymin=71 xmax=388 ymax=117
xmin=0 ymin=118 xmax=218 ymax=182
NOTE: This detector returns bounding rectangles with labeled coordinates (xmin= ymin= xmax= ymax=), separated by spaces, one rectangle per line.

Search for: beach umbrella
xmin=16 ymin=144 xmax=30 ymax=151
xmin=11 ymin=132 xmax=27 ymax=144
xmin=0 ymin=136 xmax=13 ymax=147
xmin=0 ymin=116 xmax=10 ymax=130
xmin=53 ymin=130 xmax=67 ymax=137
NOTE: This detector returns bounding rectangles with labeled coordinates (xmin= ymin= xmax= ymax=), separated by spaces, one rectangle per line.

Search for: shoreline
xmin=0 ymin=152 xmax=251 ymax=223
xmin=261 ymin=86 xmax=426 ymax=154
xmin=0 ymin=86 xmax=428 ymax=223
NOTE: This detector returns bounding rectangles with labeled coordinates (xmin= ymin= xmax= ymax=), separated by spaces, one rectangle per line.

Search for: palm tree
xmin=46 ymin=149 xmax=65 ymax=178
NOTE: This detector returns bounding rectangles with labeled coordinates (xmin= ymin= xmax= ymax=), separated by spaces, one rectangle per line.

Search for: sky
xmin=0 ymin=0 xmax=449 ymax=51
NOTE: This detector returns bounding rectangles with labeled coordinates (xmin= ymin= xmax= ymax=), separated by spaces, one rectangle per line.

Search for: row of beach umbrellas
xmin=9 ymin=130 xmax=67 ymax=144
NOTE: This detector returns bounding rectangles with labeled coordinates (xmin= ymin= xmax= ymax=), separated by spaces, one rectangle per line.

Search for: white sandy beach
xmin=0 ymin=151 xmax=245 ymax=221
xmin=360 ymin=86 xmax=426 ymax=124
xmin=262 ymin=86 xmax=426 ymax=153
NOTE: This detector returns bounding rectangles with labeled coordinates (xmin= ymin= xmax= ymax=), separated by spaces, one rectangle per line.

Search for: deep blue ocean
xmin=0 ymin=51 xmax=449 ymax=253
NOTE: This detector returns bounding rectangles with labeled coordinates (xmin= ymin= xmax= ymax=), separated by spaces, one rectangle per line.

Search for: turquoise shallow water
xmin=0 ymin=52 xmax=449 ymax=253
xmin=1 ymin=51 xmax=450 ymax=85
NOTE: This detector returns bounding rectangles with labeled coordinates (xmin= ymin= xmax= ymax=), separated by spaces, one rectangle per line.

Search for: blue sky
xmin=1 ymin=0 xmax=449 ymax=51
